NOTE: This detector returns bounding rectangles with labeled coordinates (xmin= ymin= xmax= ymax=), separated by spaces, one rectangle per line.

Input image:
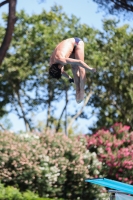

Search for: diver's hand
xmin=69 ymin=78 xmax=74 ymax=83
xmin=91 ymin=68 xmax=97 ymax=73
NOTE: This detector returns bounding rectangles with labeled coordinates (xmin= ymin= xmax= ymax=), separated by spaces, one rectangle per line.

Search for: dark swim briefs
xmin=72 ymin=37 xmax=82 ymax=53
xmin=74 ymin=37 xmax=82 ymax=46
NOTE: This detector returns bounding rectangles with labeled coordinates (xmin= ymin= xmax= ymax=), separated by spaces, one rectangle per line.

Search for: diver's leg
xmin=70 ymin=52 xmax=81 ymax=103
xmin=74 ymin=40 xmax=86 ymax=103
xmin=71 ymin=65 xmax=81 ymax=103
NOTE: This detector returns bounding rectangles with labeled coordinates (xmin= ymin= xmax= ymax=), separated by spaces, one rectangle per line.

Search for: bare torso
xmin=50 ymin=38 xmax=75 ymax=66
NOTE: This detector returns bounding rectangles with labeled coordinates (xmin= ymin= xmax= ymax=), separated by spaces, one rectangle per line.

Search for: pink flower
xmin=124 ymin=178 xmax=128 ymax=182
xmin=123 ymin=125 xmax=130 ymax=131
xmin=118 ymin=168 xmax=123 ymax=172
xmin=113 ymin=162 xmax=118 ymax=167
xmin=115 ymin=173 xmax=119 ymax=178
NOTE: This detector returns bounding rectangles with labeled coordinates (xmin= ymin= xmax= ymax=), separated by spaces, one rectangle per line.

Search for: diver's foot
xmin=76 ymin=90 xmax=84 ymax=104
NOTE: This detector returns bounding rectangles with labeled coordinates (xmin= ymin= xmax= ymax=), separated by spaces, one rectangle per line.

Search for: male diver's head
xmin=49 ymin=64 xmax=62 ymax=79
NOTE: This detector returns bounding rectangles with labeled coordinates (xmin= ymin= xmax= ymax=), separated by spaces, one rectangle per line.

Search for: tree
xmin=0 ymin=0 xmax=17 ymax=66
xmin=0 ymin=0 xmax=47 ymax=66
xmin=91 ymin=0 xmax=133 ymax=18
xmin=2 ymin=7 xmax=133 ymax=133
xmin=0 ymin=7 xmax=66 ymax=131
xmin=85 ymin=19 xmax=133 ymax=131
xmin=0 ymin=6 xmax=97 ymax=132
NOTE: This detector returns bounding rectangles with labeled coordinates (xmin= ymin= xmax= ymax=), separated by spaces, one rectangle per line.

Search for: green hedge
xmin=0 ymin=131 xmax=108 ymax=200
xmin=0 ymin=183 xmax=61 ymax=200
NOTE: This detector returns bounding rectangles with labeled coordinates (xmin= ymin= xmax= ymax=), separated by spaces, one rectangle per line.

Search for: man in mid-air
xmin=49 ymin=37 xmax=96 ymax=103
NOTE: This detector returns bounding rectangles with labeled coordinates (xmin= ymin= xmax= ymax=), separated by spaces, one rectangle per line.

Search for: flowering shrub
xmin=39 ymin=132 xmax=107 ymax=199
xmin=86 ymin=123 xmax=133 ymax=184
xmin=0 ymin=131 xmax=49 ymax=192
xmin=0 ymin=131 xmax=107 ymax=200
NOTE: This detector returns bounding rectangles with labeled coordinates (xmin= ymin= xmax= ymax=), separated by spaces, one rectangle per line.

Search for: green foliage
xmin=89 ymin=0 xmax=133 ymax=19
xmin=0 ymin=131 xmax=108 ymax=200
xmin=86 ymin=19 xmax=133 ymax=131
xmin=36 ymin=116 xmax=80 ymax=135
xmin=0 ymin=6 xmax=84 ymax=129
xmin=22 ymin=190 xmax=39 ymax=200
xmin=0 ymin=6 xmax=98 ymax=132
xmin=0 ymin=182 xmax=58 ymax=200
xmin=1 ymin=6 xmax=133 ymax=137
xmin=0 ymin=184 xmax=23 ymax=200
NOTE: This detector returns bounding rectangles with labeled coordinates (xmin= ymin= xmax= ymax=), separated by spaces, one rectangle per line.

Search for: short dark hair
xmin=49 ymin=64 xmax=62 ymax=79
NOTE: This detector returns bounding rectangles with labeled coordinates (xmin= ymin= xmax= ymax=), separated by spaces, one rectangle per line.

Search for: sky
xmin=0 ymin=0 xmax=132 ymax=133
xmin=17 ymin=0 xmax=104 ymax=28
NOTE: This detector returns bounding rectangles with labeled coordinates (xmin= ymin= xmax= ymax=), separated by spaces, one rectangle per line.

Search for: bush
xmin=0 ymin=131 xmax=108 ymax=200
xmin=86 ymin=123 xmax=133 ymax=184
xmin=0 ymin=131 xmax=46 ymax=192
xmin=0 ymin=183 xmax=58 ymax=200
xmin=0 ymin=183 xmax=23 ymax=200
xmin=39 ymin=132 xmax=106 ymax=199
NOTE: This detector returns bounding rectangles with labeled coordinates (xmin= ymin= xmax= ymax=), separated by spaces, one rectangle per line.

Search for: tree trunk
xmin=56 ymin=103 xmax=66 ymax=133
xmin=45 ymin=86 xmax=53 ymax=132
xmin=45 ymin=101 xmax=51 ymax=130
xmin=64 ymin=89 xmax=68 ymax=136
xmin=15 ymin=90 xmax=32 ymax=132
xmin=0 ymin=0 xmax=17 ymax=66
xmin=56 ymin=90 xmax=68 ymax=133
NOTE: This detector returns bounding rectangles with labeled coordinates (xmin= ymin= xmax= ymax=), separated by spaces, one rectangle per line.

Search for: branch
xmin=111 ymin=0 xmax=133 ymax=12
xmin=56 ymin=102 xmax=67 ymax=132
xmin=0 ymin=0 xmax=8 ymax=7
xmin=0 ymin=123 xmax=6 ymax=130
xmin=56 ymin=90 xmax=68 ymax=133
xmin=0 ymin=0 xmax=17 ymax=66
xmin=67 ymin=91 xmax=93 ymax=132
xmin=14 ymin=89 xmax=32 ymax=132
xmin=64 ymin=89 xmax=68 ymax=136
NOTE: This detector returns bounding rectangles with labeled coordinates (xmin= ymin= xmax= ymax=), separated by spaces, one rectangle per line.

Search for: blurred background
xmin=0 ymin=0 xmax=133 ymax=199
xmin=1 ymin=0 xmax=133 ymax=134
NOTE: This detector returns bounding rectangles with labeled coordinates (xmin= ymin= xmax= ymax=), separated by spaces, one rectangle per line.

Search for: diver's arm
xmin=56 ymin=57 xmax=96 ymax=73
